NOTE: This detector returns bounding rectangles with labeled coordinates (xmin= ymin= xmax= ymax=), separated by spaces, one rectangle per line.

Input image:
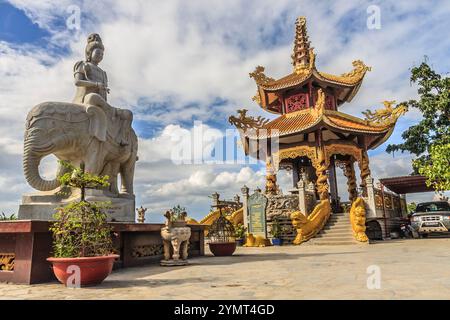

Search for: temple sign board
xmin=247 ymin=190 xmax=268 ymax=237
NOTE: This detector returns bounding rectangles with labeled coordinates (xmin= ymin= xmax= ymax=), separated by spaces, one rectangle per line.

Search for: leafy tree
xmin=50 ymin=161 xmax=114 ymax=258
xmin=58 ymin=160 xmax=110 ymax=202
xmin=0 ymin=212 xmax=17 ymax=221
xmin=386 ymin=61 xmax=449 ymax=192
xmin=415 ymin=143 xmax=450 ymax=193
xmin=50 ymin=201 xmax=113 ymax=258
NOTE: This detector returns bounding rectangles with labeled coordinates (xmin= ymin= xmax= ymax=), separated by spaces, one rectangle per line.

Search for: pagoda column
xmin=292 ymin=159 xmax=300 ymax=188
xmin=328 ymin=157 xmax=339 ymax=210
xmin=358 ymin=150 xmax=371 ymax=197
xmin=313 ymin=147 xmax=329 ymax=201
xmin=343 ymin=160 xmax=358 ymax=202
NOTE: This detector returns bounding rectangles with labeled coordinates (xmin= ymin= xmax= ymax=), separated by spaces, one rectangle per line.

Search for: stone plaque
xmin=247 ymin=190 xmax=268 ymax=237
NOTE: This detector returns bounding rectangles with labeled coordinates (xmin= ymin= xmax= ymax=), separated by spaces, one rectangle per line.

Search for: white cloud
xmin=1 ymin=0 xmax=449 ymax=219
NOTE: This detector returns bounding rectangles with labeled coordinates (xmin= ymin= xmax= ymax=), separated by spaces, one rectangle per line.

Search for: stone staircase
xmin=308 ymin=212 xmax=358 ymax=245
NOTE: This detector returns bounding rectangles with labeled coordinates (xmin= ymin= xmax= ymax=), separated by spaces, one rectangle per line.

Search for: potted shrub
xmin=0 ymin=212 xmax=17 ymax=220
xmin=270 ymin=217 xmax=283 ymax=246
xmin=47 ymin=161 xmax=119 ymax=287
xmin=234 ymin=223 xmax=246 ymax=246
xmin=208 ymin=206 xmax=236 ymax=256
xmin=169 ymin=205 xmax=188 ymax=227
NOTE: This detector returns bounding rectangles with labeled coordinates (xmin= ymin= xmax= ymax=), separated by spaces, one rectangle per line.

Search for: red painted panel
xmin=285 ymin=93 xmax=309 ymax=113
xmin=325 ymin=95 xmax=336 ymax=110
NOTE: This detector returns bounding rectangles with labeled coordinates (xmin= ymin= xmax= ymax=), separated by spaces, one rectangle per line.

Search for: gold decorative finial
xmin=291 ymin=16 xmax=312 ymax=73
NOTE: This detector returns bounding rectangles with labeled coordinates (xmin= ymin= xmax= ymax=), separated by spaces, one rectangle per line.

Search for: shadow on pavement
xmin=191 ymin=251 xmax=361 ymax=266
xmin=92 ymin=275 xmax=222 ymax=290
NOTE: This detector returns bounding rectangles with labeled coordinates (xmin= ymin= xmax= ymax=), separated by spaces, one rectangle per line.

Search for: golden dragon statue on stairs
xmin=349 ymin=197 xmax=369 ymax=243
xmin=291 ymin=200 xmax=332 ymax=245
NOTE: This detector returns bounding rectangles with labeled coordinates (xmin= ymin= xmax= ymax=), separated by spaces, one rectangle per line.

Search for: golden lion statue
xmin=291 ymin=200 xmax=331 ymax=245
xmin=265 ymin=173 xmax=279 ymax=195
xmin=350 ymin=197 xmax=369 ymax=243
xmin=243 ymin=233 xmax=271 ymax=247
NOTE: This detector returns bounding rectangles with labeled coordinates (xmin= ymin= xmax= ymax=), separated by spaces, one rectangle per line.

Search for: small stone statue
xmin=136 ymin=206 xmax=147 ymax=223
xmin=160 ymin=209 xmax=191 ymax=266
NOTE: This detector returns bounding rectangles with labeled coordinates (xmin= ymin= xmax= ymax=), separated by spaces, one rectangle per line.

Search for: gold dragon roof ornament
xmin=362 ymin=100 xmax=408 ymax=126
xmin=228 ymin=109 xmax=269 ymax=132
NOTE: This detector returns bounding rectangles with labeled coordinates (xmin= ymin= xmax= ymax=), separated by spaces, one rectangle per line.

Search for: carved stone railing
xmin=265 ymin=194 xmax=299 ymax=244
xmin=266 ymin=194 xmax=298 ymax=220
xmin=362 ymin=176 xmax=407 ymax=219
xmin=210 ymin=192 xmax=243 ymax=213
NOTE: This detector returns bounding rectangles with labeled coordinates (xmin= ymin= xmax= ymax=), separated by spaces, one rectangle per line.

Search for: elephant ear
xmin=86 ymin=105 xmax=107 ymax=142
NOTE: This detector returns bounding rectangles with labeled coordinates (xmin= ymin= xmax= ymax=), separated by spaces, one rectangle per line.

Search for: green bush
xmin=0 ymin=212 xmax=17 ymax=221
xmin=269 ymin=218 xmax=282 ymax=239
xmin=50 ymin=201 xmax=113 ymax=258
xmin=168 ymin=205 xmax=187 ymax=221
xmin=49 ymin=161 xmax=113 ymax=258
xmin=234 ymin=223 xmax=247 ymax=239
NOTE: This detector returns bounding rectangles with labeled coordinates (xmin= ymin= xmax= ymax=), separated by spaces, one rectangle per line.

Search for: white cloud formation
xmin=1 ymin=0 xmax=449 ymax=219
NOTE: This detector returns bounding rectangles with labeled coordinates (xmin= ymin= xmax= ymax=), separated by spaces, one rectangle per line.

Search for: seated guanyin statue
xmin=73 ymin=33 xmax=133 ymax=146
xmin=19 ymin=33 xmax=138 ymax=221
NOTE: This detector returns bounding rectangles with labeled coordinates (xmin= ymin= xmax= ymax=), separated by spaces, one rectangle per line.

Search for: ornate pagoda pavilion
xmin=229 ymin=16 xmax=407 ymax=244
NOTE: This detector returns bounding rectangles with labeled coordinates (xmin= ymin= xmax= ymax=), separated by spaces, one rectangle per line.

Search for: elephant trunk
xmin=23 ymin=129 xmax=61 ymax=191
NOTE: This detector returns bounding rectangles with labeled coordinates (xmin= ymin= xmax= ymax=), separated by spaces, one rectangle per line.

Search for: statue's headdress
xmin=85 ymin=33 xmax=104 ymax=61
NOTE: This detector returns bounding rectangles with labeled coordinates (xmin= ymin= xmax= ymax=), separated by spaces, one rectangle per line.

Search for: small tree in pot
xmin=47 ymin=161 xmax=119 ymax=287
xmin=234 ymin=223 xmax=247 ymax=246
xmin=269 ymin=217 xmax=283 ymax=246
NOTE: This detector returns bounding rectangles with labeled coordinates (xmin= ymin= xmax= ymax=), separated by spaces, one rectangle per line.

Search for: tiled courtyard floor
xmin=1 ymin=238 xmax=450 ymax=299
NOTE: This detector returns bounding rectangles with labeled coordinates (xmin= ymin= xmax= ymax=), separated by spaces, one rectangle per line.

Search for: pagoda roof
xmin=251 ymin=17 xmax=371 ymax=113
xmin=229 ymin=89 xmax=406 ymax=151
xmin=262 ymin=109 xmax=391 ymax=137
xmin=254 ymin=63 xmax=369 ymax=92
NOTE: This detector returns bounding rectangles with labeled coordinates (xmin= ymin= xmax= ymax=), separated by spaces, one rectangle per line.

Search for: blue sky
xmin=0 ymin=0 xmax=449 ymax=220
xmin=0 ymin=2 xmax=49 ymax=43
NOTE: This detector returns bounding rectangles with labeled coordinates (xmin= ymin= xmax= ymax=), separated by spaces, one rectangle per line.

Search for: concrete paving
xmin=1 ymin=238 xmax=450 ymax=299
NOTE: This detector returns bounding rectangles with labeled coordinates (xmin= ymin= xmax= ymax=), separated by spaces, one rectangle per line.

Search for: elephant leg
xmin=120 ymin=154 xmax=136 ymax=196
xmin=84 ymin=141 xmax=105 ymax=175
xmin=110 ymin=163 xmax=120 ymax=195
xmin=102 ymin=162 xmax=120 ymax=195
xmin=163 ymin=240 xmax=171 ymax=261
xmin=171 ymin=238 xmax=181 ymax=261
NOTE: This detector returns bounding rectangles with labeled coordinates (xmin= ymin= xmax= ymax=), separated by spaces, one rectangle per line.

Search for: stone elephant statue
xmin=23 ymin=100 xmax=137 ymax=197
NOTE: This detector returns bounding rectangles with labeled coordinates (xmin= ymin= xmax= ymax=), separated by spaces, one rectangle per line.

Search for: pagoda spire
xmin=291 ymin=16 xmax=312 ymax=73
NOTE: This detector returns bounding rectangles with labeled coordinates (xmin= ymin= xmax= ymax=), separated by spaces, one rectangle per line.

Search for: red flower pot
xmin=208 ymin=242 xmax=237 ymax=256
xmin=47 ymin=255 xmax=119 ymax=287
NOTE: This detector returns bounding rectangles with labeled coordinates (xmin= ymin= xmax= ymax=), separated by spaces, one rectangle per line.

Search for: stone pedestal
xmin=241 ymin=185 xmax=250 ymax=231
xmin=18 ymin=189 xmax=135 ymax=222
xmin=364 ymin=175 xmax=377 ymax=218
xmin=297 ymin=180 xmax=307 ymax=216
